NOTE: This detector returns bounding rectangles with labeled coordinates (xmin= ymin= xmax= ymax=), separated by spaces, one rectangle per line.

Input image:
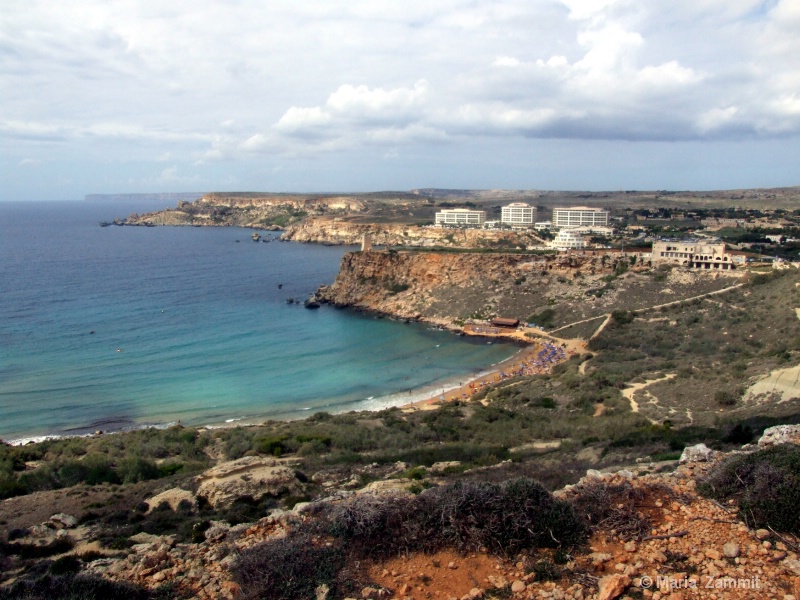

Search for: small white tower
xmin=361 ymin=232 xmax=373 ymax=252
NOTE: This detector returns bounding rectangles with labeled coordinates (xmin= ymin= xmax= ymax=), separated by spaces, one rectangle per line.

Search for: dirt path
xmin=621 ymin=373 xmax=677 ymax=417
xmin=632 ymin=282 xmax=745 ymax=314
xmin=589 ymin=313 xmax=613 ymax=340
xmin=549 ymin=281 xmax=747 ymax=340
xmin=548 ymin=314 xmax=606 ymax=335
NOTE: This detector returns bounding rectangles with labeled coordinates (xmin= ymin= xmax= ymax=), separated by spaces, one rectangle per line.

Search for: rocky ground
xmin=4 ymin=427 xmax=799 ymax=599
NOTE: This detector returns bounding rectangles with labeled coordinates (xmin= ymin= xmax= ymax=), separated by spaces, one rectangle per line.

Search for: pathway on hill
xmin=546 ymin=280 xmax=747 ymax=344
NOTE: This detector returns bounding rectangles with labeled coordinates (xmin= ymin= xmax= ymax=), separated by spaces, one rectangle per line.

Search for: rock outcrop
xmin=195 ymin=456 xmax=306 ymax=509
xmin=758 ymin=424 xmax=800 ymax=447
xmin=282 ymin=217 xmax=545 ymax=248
xmin=315 ymin=250 xmax=616 ymax=326
xmin=121 ymin=194 xmax=368 ymax=229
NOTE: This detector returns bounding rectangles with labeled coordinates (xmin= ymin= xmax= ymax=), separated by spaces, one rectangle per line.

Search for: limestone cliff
xmin=282 ymin=217 xmax=545 ymax=248
xmin=315 ymin=250 xmax=741 ymax=332
xmin=315 ymin=250 xmax=616 ymax=327
xmin=121 ymin=194 xmax=368 ymax=229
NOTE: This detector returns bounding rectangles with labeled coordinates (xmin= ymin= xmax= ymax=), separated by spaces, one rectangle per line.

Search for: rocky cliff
xmin=315 ymin=250 xmax=617 ymax=327
xmin=121 ymin=194 xmax=369 ymax=229
xmin=282 ymin=217 xmax=545 ymax=248
xmin=315 ymin=249 xmax=743 ymax=333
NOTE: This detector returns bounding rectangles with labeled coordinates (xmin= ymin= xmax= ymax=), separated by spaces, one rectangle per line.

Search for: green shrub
xmin=697 ymin=445 xmax=800 ymax=534
xmin=0 ymin=536 xmax=75 ymax=559
xmin=116 ymin=457 xmax=159 ymax=484
xmin=527 ymin=309 xmax=555 ymax=328
xmin=611 ymin=310 xmax=634 ymax=325
xmin=714 ymin=389 xmax=740 ymax=407
xmin=255 ymin=435 xmax=289 ymax=457
xmin=48 ymin=555 xmax=81 ymax=575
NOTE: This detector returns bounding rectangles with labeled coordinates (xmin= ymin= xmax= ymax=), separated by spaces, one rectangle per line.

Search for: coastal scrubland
xmin=3 ymin=189 xmax=800 ymax=597
xmin=2 ymin=265 xmax=799 ymax=597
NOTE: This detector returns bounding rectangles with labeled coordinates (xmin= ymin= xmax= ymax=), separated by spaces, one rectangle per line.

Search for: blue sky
xmin=2 ymin=0 xmax=799 ymax=201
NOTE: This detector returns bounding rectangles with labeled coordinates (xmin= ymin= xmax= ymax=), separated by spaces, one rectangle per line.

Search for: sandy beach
xmin=401 ymin=326 xmax=586 ymax=412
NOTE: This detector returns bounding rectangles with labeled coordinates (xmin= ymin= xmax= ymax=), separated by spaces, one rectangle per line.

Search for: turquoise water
xmin=0 ymin=201 xmax=518 ymax=441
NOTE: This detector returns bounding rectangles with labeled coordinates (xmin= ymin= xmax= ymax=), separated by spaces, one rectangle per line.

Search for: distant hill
xmin=85 ymin=192 xmax=205 ymax=202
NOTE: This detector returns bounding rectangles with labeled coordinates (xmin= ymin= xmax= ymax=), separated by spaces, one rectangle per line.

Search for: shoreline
xmin=2 ymin=326 xmax=584 ymax=447
xmin=398 ymin=326 xmax=585 ymax=412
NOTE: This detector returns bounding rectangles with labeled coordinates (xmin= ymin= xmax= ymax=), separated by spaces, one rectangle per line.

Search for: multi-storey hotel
xmin=549 ymin=230 xmax=587 ymax=250
xmin=434 ymin=208 xmax=487 ymax=226
xmin=500 ymin=203 xmax=536 ymax=227
xmin=553 ymin=207 xmax=610 ymax=229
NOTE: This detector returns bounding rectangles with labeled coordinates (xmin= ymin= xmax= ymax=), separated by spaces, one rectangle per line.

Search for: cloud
xmin=2 ymin=0 xmax=799 ymax=197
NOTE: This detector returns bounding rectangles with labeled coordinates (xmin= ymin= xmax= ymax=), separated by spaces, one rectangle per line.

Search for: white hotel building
xmin=553 ymin=207 xmax=610 ymax=229
xmin=550 ymin=229 xmax=587 ymax=250
xmin=434 ymin=208 xmax=486 ymax=227
xmin=500 ymin=203 xmax=536 ymax=227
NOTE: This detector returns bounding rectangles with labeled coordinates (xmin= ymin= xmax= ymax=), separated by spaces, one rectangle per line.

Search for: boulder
xmin=758 ymin=425 xmax=800 ymax=448
xmin=195 ymin=456 xmax=306 ymax=509
xmin=357 ymin=479 xmax=415 ymax=496
xmin=144 ymin=488 xmax=197 ymax=513
xmin=597 ymin=574 xmax=630 ymax=600
xmin=48 ymin=513 xmax=77 ymax=529
xmin=679 ymin=443 xmax=714 ymax=463
xmin=429 ymin=461 xmax=461 ymax=474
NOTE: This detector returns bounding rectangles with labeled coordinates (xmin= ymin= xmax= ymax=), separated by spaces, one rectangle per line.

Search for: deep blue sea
xmin=0 ymin=201 xmax=517 ymax=442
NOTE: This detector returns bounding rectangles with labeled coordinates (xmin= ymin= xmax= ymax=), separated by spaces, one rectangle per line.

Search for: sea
xmin=0 ymin=201 xmax=519 ymax=443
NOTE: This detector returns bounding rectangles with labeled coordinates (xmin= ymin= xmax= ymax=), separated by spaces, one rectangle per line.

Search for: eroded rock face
xmin=315 ymin=250 xmax=614 ymax=324
xmin=679 ymin=443 xmax=714 ymax=463
xmin=145 ymin=488 xmax=197 ymax=513
xmin=758 ymin=424 xmax=800 ymax=448
xmin=195 ymin=456 xmax=305 ymax=509
xmin=282 ymin=218 xmax=544 ymax=248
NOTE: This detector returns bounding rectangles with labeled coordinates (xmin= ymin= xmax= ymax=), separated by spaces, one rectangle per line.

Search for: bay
xmin=0 ymin=201 xmax=517 ymax=441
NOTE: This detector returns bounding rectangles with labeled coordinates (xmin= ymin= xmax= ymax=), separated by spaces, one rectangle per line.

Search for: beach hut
xmin=490 ymin=317 xmax=519 ymax=328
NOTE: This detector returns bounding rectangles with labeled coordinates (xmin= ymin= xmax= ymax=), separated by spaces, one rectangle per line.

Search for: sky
xmin=1 ymin=0 xmax=799 ymax=201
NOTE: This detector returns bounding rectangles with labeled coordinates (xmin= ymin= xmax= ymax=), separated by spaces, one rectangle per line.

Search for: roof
xmin=490 ymin=317 xmax=520 ymax=327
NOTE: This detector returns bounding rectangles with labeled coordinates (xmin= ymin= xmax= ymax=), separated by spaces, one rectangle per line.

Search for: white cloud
xmin=493 ymin=56 xmax=521 ymax=68
xmin=275 ymin=107 xmax=333 ymax=133
xmin=561 ymin=0 xmax=625 ymax=21
xmin=697 ymin=106 xmax=739 ymax=133
xmin=2 ymin=0 xmax=799 ymax=198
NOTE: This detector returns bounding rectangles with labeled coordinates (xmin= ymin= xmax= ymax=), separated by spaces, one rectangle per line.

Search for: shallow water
xmin=0 ymin=201 xmax=517 ymax=441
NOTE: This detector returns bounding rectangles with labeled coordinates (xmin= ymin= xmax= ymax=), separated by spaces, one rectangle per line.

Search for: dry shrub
xmin=233 ymin=533 xmax=345 ymax=600
xmin=0 ymin=573 xmax=150 ymax=600
xmin=328 ymin=478 xmax=586 ymax=557
xmin=568 ymin=479 xmax=655 ymax=541
xmin=698 ymin=444 xmax=800 ymax=534
xmin=233 ymin=478 xmax=587 ymax=599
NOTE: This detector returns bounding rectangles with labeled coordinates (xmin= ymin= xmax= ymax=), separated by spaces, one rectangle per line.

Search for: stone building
xmin=652 ymin=240 xmax=738 ymax=270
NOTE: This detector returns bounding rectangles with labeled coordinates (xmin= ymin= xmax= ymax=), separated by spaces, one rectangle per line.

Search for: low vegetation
xmin=0 ymin=426 xmax=210 ymax=500
xmin=698 ymin=444 xmax=800 ymax=534
xmin=233 ymin=478 xmax=586 ymax=599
